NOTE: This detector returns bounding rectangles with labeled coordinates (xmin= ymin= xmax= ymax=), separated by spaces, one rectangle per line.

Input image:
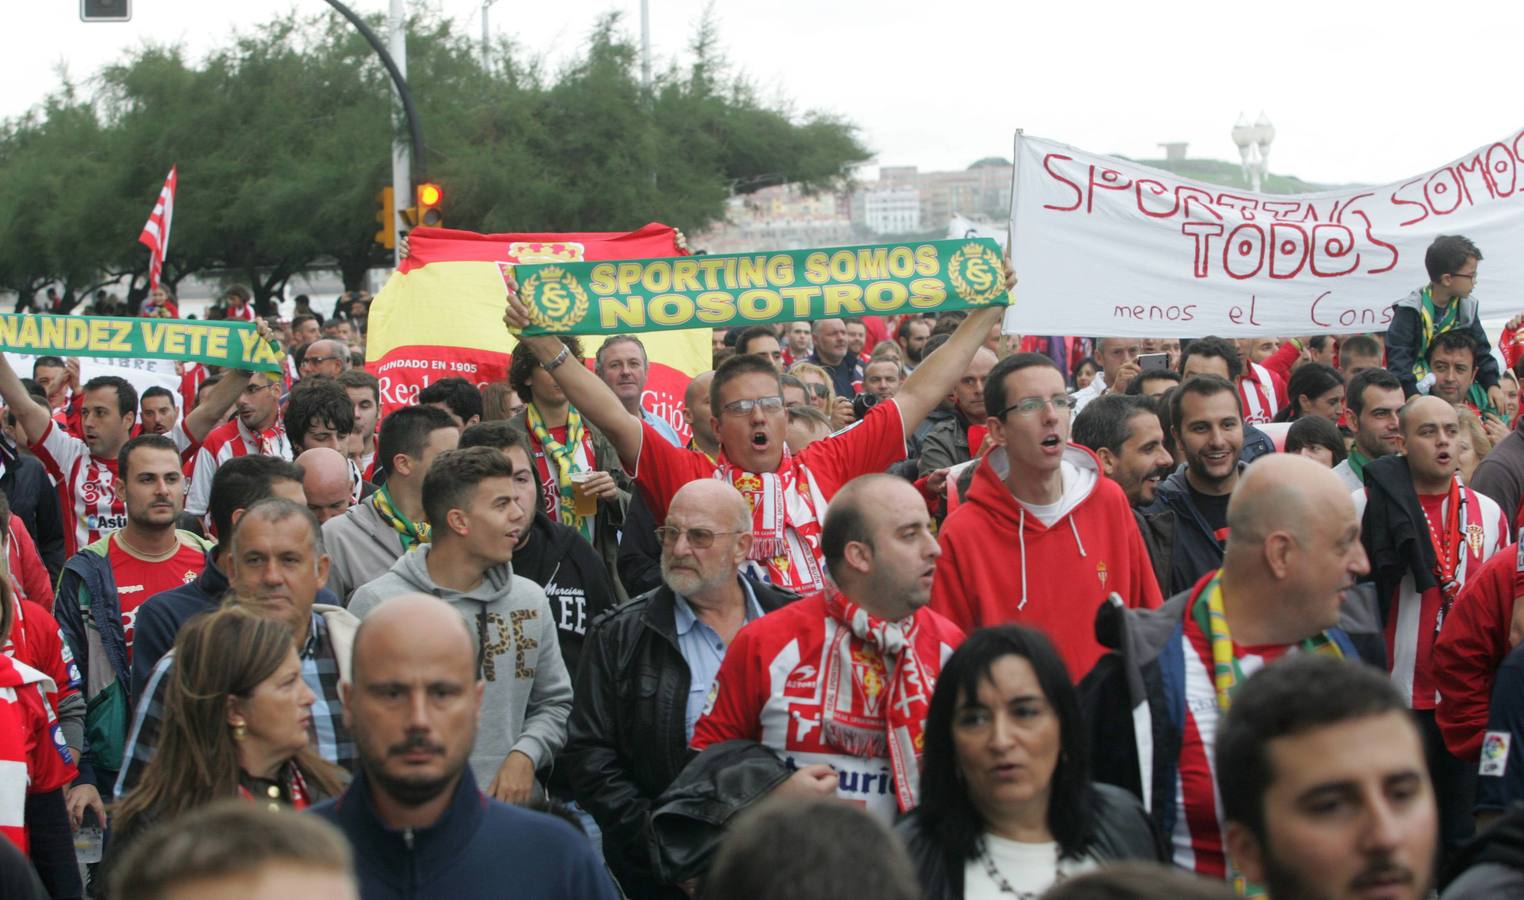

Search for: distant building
xmin=861 ymin=188 xmax=921 ymax=234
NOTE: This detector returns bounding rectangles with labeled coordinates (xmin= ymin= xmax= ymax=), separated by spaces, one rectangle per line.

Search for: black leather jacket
xmin=563 ymin=577 xmax=795 ymax=894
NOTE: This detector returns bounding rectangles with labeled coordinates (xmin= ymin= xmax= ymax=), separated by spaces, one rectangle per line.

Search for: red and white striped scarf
xmin=1239 ymin=362 xmax=1281 ymax=424
xmin=821 ymin=586 xmax=933 ymax=813
xmin=714 ymin=449 xmax=826 ymax=593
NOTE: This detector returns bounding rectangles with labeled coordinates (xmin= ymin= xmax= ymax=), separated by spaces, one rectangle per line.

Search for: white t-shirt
xmin=962 ymin=834 xmax=1097 ymax=900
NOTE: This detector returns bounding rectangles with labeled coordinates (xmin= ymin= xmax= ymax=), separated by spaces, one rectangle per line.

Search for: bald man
xmin=567 ymin=480 xmax=798 ymax=896
xmin=1082 ymin=454 xmax=1381 ymax=880
xmin=297 ymin=447 xmax=355 ymax=525
xmin=315 ymin=594 xmax=618 ymax=900
xmin=1351 ymin=394 xmax=1508 ymax=854
xmin=679 ymin=371 xmax=718 ymax=459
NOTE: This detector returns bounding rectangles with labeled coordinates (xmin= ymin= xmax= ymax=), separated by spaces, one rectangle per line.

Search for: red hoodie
xmin=931 ymin=445 xmax=1163 ymax=680
xmin=1434 ymin=545 xmax=1522 ymax=760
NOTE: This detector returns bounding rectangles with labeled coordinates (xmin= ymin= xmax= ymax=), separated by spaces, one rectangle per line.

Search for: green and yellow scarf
xmin=526 ymin=403 xmax=592 ymax=541
xmin=372 ymin=483 xmax=430 ymax=550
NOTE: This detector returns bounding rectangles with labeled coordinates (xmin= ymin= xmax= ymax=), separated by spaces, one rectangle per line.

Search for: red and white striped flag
xmin=137 ymin=166 xmax=177 ymax=291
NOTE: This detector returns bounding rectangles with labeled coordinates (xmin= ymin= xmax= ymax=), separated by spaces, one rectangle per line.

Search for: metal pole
xmin=640 ymin=0 xmax=651 ymax=90
xmin=388 ymin=0 xmax=410 ymax=266
xmin=481 ymin=0 xmax=496 ymax=71
xmin=320 ymin=0 xmax=424 ymax=265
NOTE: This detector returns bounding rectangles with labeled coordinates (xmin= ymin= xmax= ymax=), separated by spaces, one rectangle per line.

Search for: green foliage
xmin=0 ymin=10 xmax=867 ymax=309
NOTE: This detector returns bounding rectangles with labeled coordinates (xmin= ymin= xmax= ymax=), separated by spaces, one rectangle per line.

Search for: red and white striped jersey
xmin=1171 ymin=616 xmax=1291 ymax=877
xmin=1353 ymin=488 xmax=1507 ymax=708
xmin=1237 ymin=362 xmax=1286 ymax=425
xmin=30 ymin=420 xmax=197 ymax=558
xmin=690 ymin=594 xmax=961 ymax=825
xmin=224 ymin=303 xmax=256 ymax=322
xmin=185 ymin=417 xmax=292 ymax=517
xmin=0 ymin=656 xmax=64 ymax=854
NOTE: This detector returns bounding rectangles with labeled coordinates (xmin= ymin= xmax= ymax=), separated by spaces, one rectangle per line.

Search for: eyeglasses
xmin=301 ymin=355 xmax=342 ymax=366
xmin=655 ymin=526 xmax=739 ymax=549
xmin=719 ymin=395 xmax=786 ymax=417
xmin=801 ymin=384 xmax=830 ymax=399
xmin=1449 ymin=271 xmax=1479 ymax=282
xmin=996 ymin=395 xmax=1077 ymax=418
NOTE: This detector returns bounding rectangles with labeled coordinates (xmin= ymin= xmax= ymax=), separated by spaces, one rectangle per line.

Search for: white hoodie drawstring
xmin=1069 ymin=516 xmax=1087 ymax=557
xmin=1017 ymin=507 xmax=1029 ymax=611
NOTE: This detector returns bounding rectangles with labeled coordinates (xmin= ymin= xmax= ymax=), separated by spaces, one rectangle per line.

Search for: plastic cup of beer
xmin=569 ymin=472 xmax=598 ymax=517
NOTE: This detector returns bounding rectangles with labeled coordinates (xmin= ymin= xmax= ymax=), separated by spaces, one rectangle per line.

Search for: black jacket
xmin=563 ymin=578 xmax=795 ymax=895
xmin=1079 ymin=588 xmax=1385 ymax=840
xmin=1133 ymin=506 xmax=1176 ymax=597
xmin=1139 ymin=467 xmax=1240 ymax=596
xmin=510 ymin=510 xmax=618 ymax=799
xmin=0 ymin=443 xmax=65 ymax=578
xmin=896 ymin=784 xmax=1165 ymax=900
xmin=617 ymin=493 xmax=664 ymax=599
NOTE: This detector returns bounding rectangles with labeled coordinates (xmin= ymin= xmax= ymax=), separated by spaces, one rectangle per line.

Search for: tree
xmin=0 ymin=10 xmax=870 ymax=305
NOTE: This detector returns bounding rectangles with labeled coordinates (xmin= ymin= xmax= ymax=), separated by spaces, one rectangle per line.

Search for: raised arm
xmin=895 ymin=305 xmax=1006 ymax=437
xmin=181 ymin=321 xmax=282 ymax=442
xmin=0 ymin=353 xmax=56 ymax=445
xmin=502 ymin=286 xmax=643 ymax=465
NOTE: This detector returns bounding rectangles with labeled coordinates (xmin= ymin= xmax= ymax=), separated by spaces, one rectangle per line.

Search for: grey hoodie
xmin=322 ymin=499 xmax=405 ymax=605
xmin=347 ymin=545 xmax=573 ymax=788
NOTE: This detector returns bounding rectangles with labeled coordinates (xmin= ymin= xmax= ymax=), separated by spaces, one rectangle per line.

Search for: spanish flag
xmin=365 ymin=225 xmax=711 ymax=438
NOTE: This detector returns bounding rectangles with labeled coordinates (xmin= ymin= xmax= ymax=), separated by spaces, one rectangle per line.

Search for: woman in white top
xmin=898 ymin=626 xmax=1163 ymax=899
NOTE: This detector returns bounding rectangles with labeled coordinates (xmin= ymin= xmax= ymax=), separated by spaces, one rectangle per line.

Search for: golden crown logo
xmin=520 ymin=265 xmax=590 ymax=331
xmin=509 ymin=241 xmax=585 ymax=264
xmin=947 ymin=242 xmax=1006 ymax=305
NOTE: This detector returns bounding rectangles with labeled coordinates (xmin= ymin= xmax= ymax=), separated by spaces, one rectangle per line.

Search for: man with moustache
xmin=1218 ymin=656 xmax=1437 ymax=900
xmin=566 ymin=479 xmax=795 ymax=898
xmin=1073 ymin=393 xmax=1178 ymax=591
xmin=1333 ymin=368 xmax=1405 ymax=491
xmin=1352 ymin=395 xmax=1508 ymax=854
xmin=595 ymin=335 xmax=683 ymax=447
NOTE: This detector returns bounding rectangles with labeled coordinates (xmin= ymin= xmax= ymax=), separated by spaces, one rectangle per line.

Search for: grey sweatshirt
xmin=322 ymin=499 xmax=405 ymax=605
xmin=347 ymin=545 xmax=573 ymax=787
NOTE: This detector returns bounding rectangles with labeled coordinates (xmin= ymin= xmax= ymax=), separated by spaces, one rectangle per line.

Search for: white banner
xmin=4 ymin=353 xmax=183 ymax=413
xmin=1005 ymin=128 xmax=1524 ymax=337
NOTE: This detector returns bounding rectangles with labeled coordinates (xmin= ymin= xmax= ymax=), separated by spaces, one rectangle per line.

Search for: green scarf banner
xmin=510 ymin=238 xmax=1011 ymax=336
xmin=0 ymin=314 xmax=283 ymax=372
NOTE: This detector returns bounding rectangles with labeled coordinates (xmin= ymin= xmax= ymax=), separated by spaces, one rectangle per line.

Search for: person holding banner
xmin=1386 ymin=235 xmax=1503 ymax=411
xmin=0 ymin=323 xmax=281 ymax=558
xmin=502 ymin=268 xmax=1010 ymax=597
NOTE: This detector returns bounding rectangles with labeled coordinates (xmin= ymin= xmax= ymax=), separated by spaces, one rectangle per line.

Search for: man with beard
xmin=1218 ymin=655 xmax=1436 ymax=900
xmin=1073 ymin=393 xmax=1177 ymax=590
xmin=54 ymin=435 xmax=215 ymax=828
xmin=896 ymin=317 xmax=932 ymax=372
xmin=1143 ymin=375 xmax=1247 ymax=595
xmin=566 ymin=479 xmax=795 ymax=898
xmin=314 ymin=593 xmax=617 ymax=900
xmin=595 ymin=335 xmax=682 ymax=446
xmin=1334 ymin=368 xmax=1405 ymax=491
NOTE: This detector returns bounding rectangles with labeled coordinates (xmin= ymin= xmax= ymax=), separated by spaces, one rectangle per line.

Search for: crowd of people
xmin=3 ymin=233 xmax=1524 ymax=898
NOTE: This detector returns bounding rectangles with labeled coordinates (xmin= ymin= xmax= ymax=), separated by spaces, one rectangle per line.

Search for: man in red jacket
xmin=692 ymin=473 xmax=962 ymax=824
xmin=932 ymin=352 xmax=1163 ymax=680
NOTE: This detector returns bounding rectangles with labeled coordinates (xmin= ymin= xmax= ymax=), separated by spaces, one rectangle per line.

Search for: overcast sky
xmin=6 ymin=0 xmax=1520 ymax=186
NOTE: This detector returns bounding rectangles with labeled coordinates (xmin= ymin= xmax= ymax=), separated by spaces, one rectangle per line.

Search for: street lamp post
xmin=1231 ymin=112 xmax=1275 ymax=193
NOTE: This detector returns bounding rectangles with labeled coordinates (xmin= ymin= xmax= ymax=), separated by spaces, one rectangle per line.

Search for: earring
xmin=232 ymin=721 xmax=248 ymax=742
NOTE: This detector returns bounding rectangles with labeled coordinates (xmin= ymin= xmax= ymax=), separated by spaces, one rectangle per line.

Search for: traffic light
xmin=416 ymin=183 xmax=444 ymax=228
xmin=374 ymin=187 xmax=395 ymax=249
xmin=81 ymin=0 xmax=131 ymax=21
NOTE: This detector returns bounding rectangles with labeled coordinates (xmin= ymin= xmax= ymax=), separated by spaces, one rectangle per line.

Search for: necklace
xmin=977 ymin=836 xmax=1064 ymax=899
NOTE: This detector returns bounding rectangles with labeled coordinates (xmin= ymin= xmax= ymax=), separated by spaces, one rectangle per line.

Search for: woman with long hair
xmin=1273 ymin=363 xmax=1345 ymax=424
xmin=111 ymin=605 xmax=345 ymax=847
xmin=899 ymin=626 xmax=1161 ymax=899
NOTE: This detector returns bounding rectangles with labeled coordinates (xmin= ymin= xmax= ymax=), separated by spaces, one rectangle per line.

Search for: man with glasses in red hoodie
xmin=932 ymin=352 xmax=1163 ymax=680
